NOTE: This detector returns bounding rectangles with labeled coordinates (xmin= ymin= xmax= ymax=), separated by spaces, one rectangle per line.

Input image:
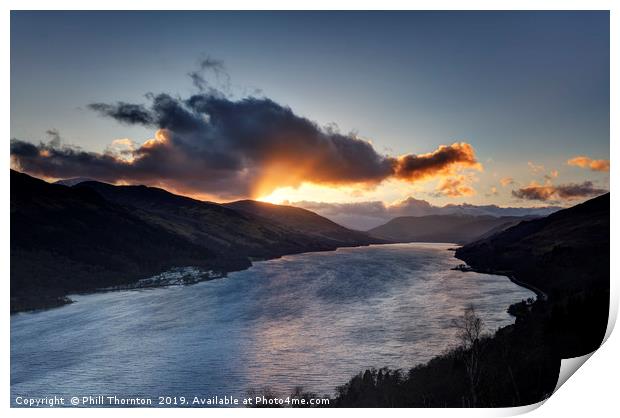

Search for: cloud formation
xmin=187 ymin=56 xmax=231 ymax=94
xmin=511 ymin=181 xmax=607 ymax=202
xmin=567 ymin=156 xmax=610 ymax=172
xmin=88 ymin=102 xmax=154 ymax=126
xmin=45 ymin=129 xmax=62 ymax=147
xmin=528 ymin=161 xmax=545 ymax=174
xmin=393 ymin=143 xmax=481 ymax=182
xmin=435 ymin=175 xmax=476 ymax=197
xmin=544 ymin=169 xmax=559 ymax=180
xmin=11 ymin=83 xmax=482 ymax=200
xmin=500 ymin=177 xmax=514 ymax=187
xmin=485 ymin=186 xmax=499 ymax=197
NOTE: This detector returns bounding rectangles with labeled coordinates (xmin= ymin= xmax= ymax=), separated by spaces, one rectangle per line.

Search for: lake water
xmin=11 ymin=243 xmax=534 ymax=405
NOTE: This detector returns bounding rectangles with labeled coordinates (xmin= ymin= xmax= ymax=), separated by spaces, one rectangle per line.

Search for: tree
xmin=453 ymin=305 xmax=484 ymax=407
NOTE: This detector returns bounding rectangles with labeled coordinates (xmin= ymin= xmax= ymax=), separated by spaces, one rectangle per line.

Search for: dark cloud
xmin=11 ymin=138 xmax=135 ymax=182
xmin=10 ymin=61 xmax=482 ymax=200
xmin=188 ymin=72 xmax=207 ymax=92
xmin=188 ymin=56 xmax=230 ymax=94
xmin=10 ymin=140 xmax=40 ymax=159
xmin=511 ymin=181 xmax=607 ymax=202
xmin=45 ymin=129 xmax=62 ymax=148
xmin=88 ymin=102 xmax=154 ymax=126
xmin=394 ymin=143 xmax=480 ymax=181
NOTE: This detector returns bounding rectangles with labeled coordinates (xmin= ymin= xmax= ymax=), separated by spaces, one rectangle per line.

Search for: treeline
xmin=262 ymin=290 xmax=605 ymax=408
xmin=332 ymin=303 xmax=559 ymax=407
xmin=263 ymin=302 xmax=558 ymax=408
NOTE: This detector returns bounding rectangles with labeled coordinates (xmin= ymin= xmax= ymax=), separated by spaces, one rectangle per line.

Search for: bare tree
xmin=454 ymin=305 xmax=484 ymax=407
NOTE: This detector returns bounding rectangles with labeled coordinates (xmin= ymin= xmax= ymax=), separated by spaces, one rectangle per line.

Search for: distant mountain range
xmin=10 ymin=170 xmax=380 ymax=312
xmin=367 ymin=215 xmax=533 ymax=244
xmin=290 ymin=197 xmax=561 ymax=230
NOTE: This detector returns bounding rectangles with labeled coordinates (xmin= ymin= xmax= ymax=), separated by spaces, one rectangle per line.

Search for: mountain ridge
xmin=10 ymin=170 xmax=379 ymax=312
xmin=367 ymin=214 xmax=534 ymax=244
xmin=224 ymin=199 xmax=378 ymax=245
xmin=455 ymin=192 xmax=609 ymax=357
xmin=456 ymin=192 xmax=609 ymax=299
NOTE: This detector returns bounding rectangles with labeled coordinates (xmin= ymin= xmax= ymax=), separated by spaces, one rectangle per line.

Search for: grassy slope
xmin=224 ymin=199 xmax=382 ymax=246
xmin=11 ymin=170 xmax=221 ymax=312
xmin=456 ymin=193 xmax=609 ymax=299
xmin=75 ymin=182 xmax=347 ymax=258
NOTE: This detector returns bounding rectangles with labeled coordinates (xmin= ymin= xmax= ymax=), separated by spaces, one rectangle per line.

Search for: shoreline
xmin=11 ymin=241 xmax=378 ymax=315
xmin=11 ymin=241 xmax=462 ymax=315
xmin=451 ymin=255 xmax=548 ymax=302
xmin=472 ymin=268 xmax=547 ymax=302
xmin=450 ymin=244 xmax=547 ymax=302
xmin=14 ymin=242 xmax=526 ymax=316
xmin=505 ymin=273 xmax=548 ymax=302
xmin=12 ymin=242 xmax=549 ymax=407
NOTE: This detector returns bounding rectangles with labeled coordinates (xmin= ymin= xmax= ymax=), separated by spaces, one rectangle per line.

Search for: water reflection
xmin=11 ymin=243 xmax=534 ymax=402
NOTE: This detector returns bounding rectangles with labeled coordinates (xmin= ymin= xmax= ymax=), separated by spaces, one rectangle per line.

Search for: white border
xmin=2 ymin=2 xmax=617 ymax=417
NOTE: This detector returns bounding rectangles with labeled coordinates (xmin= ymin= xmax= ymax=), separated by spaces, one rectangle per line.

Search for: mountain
xmin=290 ymin=198 xmax=560 ymax=230
xmin=54 ymin=177 xmax=97 ymax=186
xmin=224 ymin=200 xmax=378 ymax=246
xmin=74 ymin=182 xmax=379 ymax=252
xmin=10 ymin=170 xmax=378 ymax=312
xmin=456 ymin=193 xmax=609 ymax=299
xmin=11 ymin=170 xmax=217 ymax=312
xmin=438 ymin=203 xmax=560 ymax=218
xmin=367 ymin=215 xmax=531 ymax=244
xmin=456 ymin=192 xmax=609 ymax=356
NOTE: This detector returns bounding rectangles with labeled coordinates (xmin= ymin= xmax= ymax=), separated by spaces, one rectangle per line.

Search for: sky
xmin=10 ymin=11 xmax=610 ymax=209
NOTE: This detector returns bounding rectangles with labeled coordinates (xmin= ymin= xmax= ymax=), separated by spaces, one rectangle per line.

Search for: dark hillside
xmin=368 ymin=214 xmax=530 ymax=244
xmin=11 ymin=170 xmax=379 ymax=312
xmin=225 ymin=199 xmax=381 ymax=246
xmin=11 ymin=170 xmax=223 ymax=312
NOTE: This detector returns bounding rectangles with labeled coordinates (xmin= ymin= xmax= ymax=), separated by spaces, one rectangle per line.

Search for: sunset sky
xmin=10 ymin=11 xmax=609 ymax=209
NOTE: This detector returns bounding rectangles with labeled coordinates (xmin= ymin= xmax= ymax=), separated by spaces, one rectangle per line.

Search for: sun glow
xmin=257 ymin=184 xmax=342 ymax=204
xmin=256 ymin=179 xmax=425 ymax=206
xmin=256 ymin=184 xmax=366 ymax=205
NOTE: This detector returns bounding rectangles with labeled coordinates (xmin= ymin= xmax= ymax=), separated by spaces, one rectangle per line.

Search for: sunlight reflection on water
xmin=11 ymin=243 xmax=534 ymax=401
